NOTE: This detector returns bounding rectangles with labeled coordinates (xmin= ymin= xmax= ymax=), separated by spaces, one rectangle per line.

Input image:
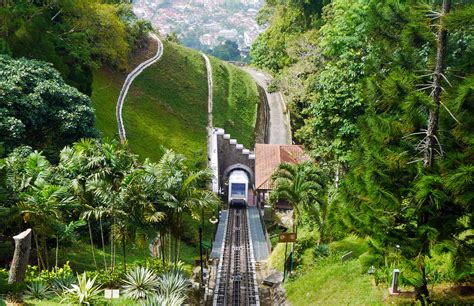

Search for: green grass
xmin=268 ymin=230 xmax=386 ymax=305
xmin=56 ymin=240 xmax=147 ymax=272
xmin=91 ymin=66 xmax=124 ymax=141
xmin=91 ymin=41 xmax=208 ymax=166
xmin=284 ymin=256 xmax=386 ymax=305
xmin=211 ymin=57 xmax=259 ymax=148
xmin=123 ymin=41 xmax=208 ymax=167
xmin=92 ymin=42 xmax=259 ymax=164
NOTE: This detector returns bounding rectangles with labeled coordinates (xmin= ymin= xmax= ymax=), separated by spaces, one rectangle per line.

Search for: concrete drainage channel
xmin=116 ymin=33 xmax=164 ymax=142
xmin=213 ymin=208 xmax=260 ymax=306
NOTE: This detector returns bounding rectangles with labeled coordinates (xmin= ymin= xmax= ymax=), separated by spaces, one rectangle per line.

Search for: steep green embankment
xmin=91 ymin=40 xmax=259 ymax=165
xmin=269 ymin=233 xmax=385 ymax=305
xmin=210 ymin=57 xmax=259 ymax=148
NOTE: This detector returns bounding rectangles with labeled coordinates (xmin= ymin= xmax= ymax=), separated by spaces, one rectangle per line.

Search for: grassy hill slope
xmin=123 ymin=41 xmax=208 ymax=167
xmin=91 ymin=40 xmax=259 ymax=165
xmin=211 ymin=57 xmax=259 ymax=148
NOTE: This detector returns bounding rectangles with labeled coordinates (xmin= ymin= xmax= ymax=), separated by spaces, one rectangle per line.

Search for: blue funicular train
xmin=227 ymin=170 xmax=249 ymax=207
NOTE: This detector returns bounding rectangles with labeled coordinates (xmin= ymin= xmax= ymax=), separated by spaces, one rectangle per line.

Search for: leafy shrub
xmin=0 ymin=268 xmax=26 ymax=297
xmin=267 ymin=80 xmax=279 ymax=93
xmin=25 ymin=262 xmax=73 ymax=284
xmin=122 ymin=267 xmax=160 ymax=300
xmin=358 ymin=251 xmax=378 ymax=273
xmin=293 ymin=233 xmax=318 ymax=267
xmin=144 ymin=293 xmax=185 ymax=306
xmin=61 ymin=272 xmax=101 ymax=305
xmin=156 ymin=269 xmax=190 ymax=301
xmin=0 ymin=268 xmax=9 ymax=295
xmin=24 ymin=280 xmax=52 ymax=300
xmin=313 ymin=244 xmax=330 ymax=259
xmin=85 ymin=268 xmax=125 ymax=288
xmin=50 ymin=273 xmax=76 ymax=292
xmin=147 ymin=258 xmax=173 ymax=275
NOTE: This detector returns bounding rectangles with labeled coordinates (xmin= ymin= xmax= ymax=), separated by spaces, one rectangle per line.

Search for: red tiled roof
xmin=255 ymin=144 xmax=311 ymax=190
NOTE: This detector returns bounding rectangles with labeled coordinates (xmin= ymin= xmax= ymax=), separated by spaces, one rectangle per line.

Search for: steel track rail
xmin=213 ymin=208 xmax=259 ymax=306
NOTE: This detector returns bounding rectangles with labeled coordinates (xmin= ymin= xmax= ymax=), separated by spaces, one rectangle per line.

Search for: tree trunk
xmin=144 ymin=236 xmax=148 ymax=266
xmin=318 ymin=221 xmax=325 ymax=246
xmin=43 ymin=239 xmax=50 ymax=271
xmin=8 ymin=229 xmax=32 ymax=283
xmin=55 ymin=237 xmax=59 ymax=271
xmin=111 ymin=218 xmax=115 ymax=271
xmin=417 ymin=1 xmax=451 ymax=303
xmin=415 ymin=265 xmax=430 ymax=304
xmin=176 ymin=212 xmax=181 ymax=263
xmin=34 ymin=231 xmax=45 ymax=271
xmin=122 ymin=234 xmax=127 ymax=273
xmin=423 ymin=0 xmax=451 ymax=168
xmin=175 ymin=212 xmax=180 ymax=264
xmin=87 ymin=219 xmax=98 ymax=269
xmin=160 ymin=230 xmax=166 ymax=265
xmin=99 ymin=215 xmax=107 ymax=270
xmin=318 ymin=204 xmax=328 ymax=246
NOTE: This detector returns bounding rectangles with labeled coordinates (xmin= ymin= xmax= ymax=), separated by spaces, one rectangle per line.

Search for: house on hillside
xmin=255 ymin=144 xmax=311 ymax=210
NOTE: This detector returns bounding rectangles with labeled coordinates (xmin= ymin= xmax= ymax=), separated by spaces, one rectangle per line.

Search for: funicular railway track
xmin=213 ymin=208 xmax=259 ymax=306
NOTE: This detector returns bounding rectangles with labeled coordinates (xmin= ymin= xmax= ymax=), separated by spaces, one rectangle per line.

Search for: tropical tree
xmin=0 ymin=56 xmax=98 ymax=159
xmin=151 ymin=150 xmax=220 ymax=263
xmin=335 ymin=0 xmax=473 ymax=302
xmin=1 ymin=147 xmax=77 ymax=270
xmin=52 ymin=220 xmax=86 ymax=271
xmin=0 ymin=0 xmax=151 ymax=94
xmin=270 ymin=162 xmax=325 ymax=241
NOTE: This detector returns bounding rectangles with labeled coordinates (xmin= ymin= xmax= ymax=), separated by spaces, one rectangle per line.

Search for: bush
xmin=145 ymin=293 xmax=185 ymax=306
xmin=50 ymin=273 xmax=76 ymax=292
xmin=25 ymin=262 xmax=73 ymax=284
xmin=267 ymin=80 xmax=279 ymax=93
xmin=313 ymin=244 xmax=330 ymax=259
xmin=293 ymin=233 xmax=318 ymax=267
xmin=0 ymin=268 xmax=26 ymax=298
xmin=122 ymin=266 xmax=160 ymax=300
xmin=156 ymin=270 xmax=190 ymax=302
xmin=0 ymin=268 xmax=9 ymax=295
xmin=24 ymin=280 xmax=52 ymax=300
xmin=358 ymin=251 xmax=378 ymax=273
xmin=85 ymin=268 xmax=125 ymax=288
xmin=61 ymin=272 xmax=102 ymax=305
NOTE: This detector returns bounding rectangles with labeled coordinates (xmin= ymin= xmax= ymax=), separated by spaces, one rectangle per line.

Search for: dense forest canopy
xmin=253 ymin=0 xmax=473 ymax=301
xmin=0 ymin=55 xmax=98 ymax=159
xmin=0 ymin=0 xmax=151 ymax=95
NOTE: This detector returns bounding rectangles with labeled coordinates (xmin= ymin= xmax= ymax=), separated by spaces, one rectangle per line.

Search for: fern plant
xmin=122 ymin=266 xmax=160 ymax=300
xmin=24 ymin=280 xmax=52 ymax=300
xmin=61 ymin=272 xmax=101 ymax=305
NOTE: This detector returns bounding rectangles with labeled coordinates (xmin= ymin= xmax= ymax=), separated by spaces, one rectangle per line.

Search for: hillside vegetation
xmin=254 ymin=0 xmax=473 ymax=303
xmin=92 ymin=40 xmax=259 ymax=165
xmin=211 ymin=57 xmax=260 ymax=148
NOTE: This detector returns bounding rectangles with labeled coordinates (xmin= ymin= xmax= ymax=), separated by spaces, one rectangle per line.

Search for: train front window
xmin=231 ymin=183 xmax=246 ymax=197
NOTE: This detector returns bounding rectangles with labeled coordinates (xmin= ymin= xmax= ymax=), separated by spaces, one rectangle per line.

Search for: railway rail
xmin=213 ymin=208 xmax=259 ymax=306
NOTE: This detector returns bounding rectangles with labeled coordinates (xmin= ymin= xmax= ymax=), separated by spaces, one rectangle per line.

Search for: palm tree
xmin=19 ymin=182 xmax=77 ymax=270
xmin=58 ymin=141 xmax=103 ymax=270
xmin=52 ymin=220 xmax=85 ymax=270
xmin=59 ymin=139 xmax=139 ymax=271
xmin=154 ymin=150 xmax=220 ymax=263
xmin=270 ymin=162 xmax=324 ymax=240
xmin=4 ymin=148 xmax=77 ymax=270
